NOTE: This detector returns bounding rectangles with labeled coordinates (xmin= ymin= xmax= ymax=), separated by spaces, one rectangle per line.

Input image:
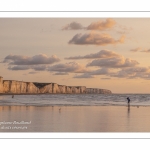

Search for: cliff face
xmin=3 ymin=80 xmax=39 ymax=94
xmin=86 ymin=88 xmax=112 ymax=94
xmin=0 ymin=76 xmax=112 ymax=94
xmin=38 ymin=83 xmax=87 ymax=94
xmin=39 ymin=83 xmax=53 ymax=93
xmin=0 ymin=77 xmax=3 ymax=93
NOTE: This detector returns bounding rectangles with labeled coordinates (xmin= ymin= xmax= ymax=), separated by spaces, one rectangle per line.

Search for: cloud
xmin=62 ymin=19 xmax=116 ymax=31
xmin=28 ymin=71 xmax=38 ymax=74
xmin=8 ymin=65 xmax=31 ymax=70
xmin=130 ymin=47 xmax=150 ymax=53
xmin=78 ymin=66 xmax=150 ymax=80
xmin=130 ymin=47 xmax=141 ymax=52
xmin=101 ymin=78 xmax=111 ymax=80
xmin=117 ymin=25 xmax=133 ymax=34
xmin=68 ymin=33 xmax=125 ymax=46
xmin=65 ymin=50 xmax=120 ymax=60
xmin=72 ymin=66 xmax=150 ymax=79
xmin=87 ymin=19 xmax=116 ymax=30
xmin=111 ymin=67 xmax=150 ymax=79
xmin=54 ymin=72 xmax=69 ymax=75
xmin=91 ymin=68 xmax=111 ymax=75
xmin=141 ymin=49 xmax=150 ymax=53
xmin=87 ymin=57 xmax=139 ymax=68
xmin=7 ymin=65 xmax=48 ymax=71
xmin=73 ymin=68 xmax=112 ymax=78
xmin=74 ymin=73 xmax=94 ymax=78
xmin=31 ymin=65 xmax=47 ymax=71
xmin=65 ymin=50 xmax=141 ymax=79
xmin=62 ymin=22 xmax=83 ymax=30
xmin=3 ymin=54 xmax=60 ymax=65
xmin=48 ymin=62 xmax=90 ymax=73
xmin=3 ymin=54 xmax=60 ymax=71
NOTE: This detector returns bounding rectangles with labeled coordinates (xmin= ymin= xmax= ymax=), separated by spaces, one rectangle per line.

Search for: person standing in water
xmin=127 ymin=97 xmax=130 ymax=104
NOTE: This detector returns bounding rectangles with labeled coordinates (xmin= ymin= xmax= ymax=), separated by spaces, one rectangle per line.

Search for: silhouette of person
xmin=12 ymin=95 xmax=14 ymax=98
xmin=127 ymin=97 xmax=130 ymax=104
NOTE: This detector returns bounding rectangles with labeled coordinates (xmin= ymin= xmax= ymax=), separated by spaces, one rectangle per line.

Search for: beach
xmin=0 ymin=105 xmax=150 ymax=132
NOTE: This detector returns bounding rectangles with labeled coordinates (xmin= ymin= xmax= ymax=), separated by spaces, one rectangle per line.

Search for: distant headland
xmin=0 ymin=76 xmax=112 ymax=94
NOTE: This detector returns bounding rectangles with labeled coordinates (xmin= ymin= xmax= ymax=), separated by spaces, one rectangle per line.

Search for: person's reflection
xmin=128 ymin=103 xmax=130 ymax=114
xmin=25 ymin=106 xmax=29 ymax=110
xmin=59 ymin=108 xmax=61 ymax=113
xmin=126 ymin=102 xmax=130 ymax=129
xmin=9 ymin=106 xmax=11 ymax=111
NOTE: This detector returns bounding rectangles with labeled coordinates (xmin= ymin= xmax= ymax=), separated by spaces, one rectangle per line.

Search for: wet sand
xmin=0 ymin=105 xmax=150 ymax=132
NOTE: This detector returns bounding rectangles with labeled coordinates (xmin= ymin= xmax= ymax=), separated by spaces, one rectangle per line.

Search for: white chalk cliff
xmin=0 ymin=76 xmax=111 ymax=94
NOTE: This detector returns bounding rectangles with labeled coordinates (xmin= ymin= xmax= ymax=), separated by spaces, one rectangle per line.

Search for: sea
xmin=0 ymin=93 xmax=150 ymax=106
xmin=1 ymin=94 xmax=150 ymax=132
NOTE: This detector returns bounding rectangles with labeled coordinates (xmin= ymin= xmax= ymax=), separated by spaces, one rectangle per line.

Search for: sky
xmin=1 ymin=18 xmax=150 ymax=93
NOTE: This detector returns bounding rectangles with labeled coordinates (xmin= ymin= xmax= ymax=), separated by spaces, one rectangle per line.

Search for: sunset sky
xmin=1 ymin=18 xmax=150 ymax=93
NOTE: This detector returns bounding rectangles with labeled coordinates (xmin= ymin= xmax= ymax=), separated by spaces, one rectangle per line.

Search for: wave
xmin=0 ymin=94 xmax=150 ymax=106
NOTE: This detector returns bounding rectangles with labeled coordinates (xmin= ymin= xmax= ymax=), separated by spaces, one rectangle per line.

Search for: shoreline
xmin=0 ymin=104 xmax=148 ymax=107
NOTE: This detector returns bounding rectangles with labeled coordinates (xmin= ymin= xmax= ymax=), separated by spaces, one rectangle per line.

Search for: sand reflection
xmin=0 ymin=105 xmax=150 ymax=132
